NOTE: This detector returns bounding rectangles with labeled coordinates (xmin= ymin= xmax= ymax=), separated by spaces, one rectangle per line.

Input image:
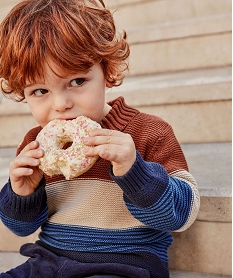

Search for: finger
xmin=11 ymin=167 xmax=33 ymax=178
xmin=84 ymin=143 xmax=129 ymax=161
xmin=18 ymin=141 xmax=42 ymax=156
xmin=84 ymin=130 xmax=131 ymax=146
xmin=88 ymin=128 xmax=124 ymax=137
xmin=10 ymin=156 xmax=40 ymax=171
xmin=19 ymin=148 xmax=44 ymax=160
xmin=99 ymin=149 xmax=136 ymax=176
xmin=98 ymin=149 xmax=122 ymax=162
xmin=83 ymin=135 xmax=114 ymax=146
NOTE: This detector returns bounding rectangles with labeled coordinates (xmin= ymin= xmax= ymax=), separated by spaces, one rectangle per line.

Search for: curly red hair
xmin=0 ymin=0 xmax=130 ymax=101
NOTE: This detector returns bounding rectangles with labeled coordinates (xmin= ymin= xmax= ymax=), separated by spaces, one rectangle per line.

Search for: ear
xmin=106 ymin=69 xmax=118 ymax=88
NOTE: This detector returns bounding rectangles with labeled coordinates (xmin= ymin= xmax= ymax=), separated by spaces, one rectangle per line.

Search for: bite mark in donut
xmin=36 ymin=116 xmax=101 ymax=180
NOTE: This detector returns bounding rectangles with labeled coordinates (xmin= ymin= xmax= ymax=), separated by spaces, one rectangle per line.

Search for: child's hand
xmin=9 ymin=141 xmax=44 ymax=196
xmin=83 ymin=129 xmax=136 ymax=176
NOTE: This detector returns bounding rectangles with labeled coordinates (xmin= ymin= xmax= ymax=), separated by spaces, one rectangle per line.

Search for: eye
xmin=33 ymin=89 xmax=49 ymax=96
xmin=70 ymin=78 xmax=86 ymax=87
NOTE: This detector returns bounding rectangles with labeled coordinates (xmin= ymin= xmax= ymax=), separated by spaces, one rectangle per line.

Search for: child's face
xmin=24 ymin=62 xmax=111 ymax=127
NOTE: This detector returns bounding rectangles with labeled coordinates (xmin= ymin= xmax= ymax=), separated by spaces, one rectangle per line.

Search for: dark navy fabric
xmin=0 ymin=243 xmax=150 ymax=278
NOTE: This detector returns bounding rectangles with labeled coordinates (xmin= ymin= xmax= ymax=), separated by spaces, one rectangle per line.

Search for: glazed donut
xmin=36 ymin=116 xmax=101 ymax=180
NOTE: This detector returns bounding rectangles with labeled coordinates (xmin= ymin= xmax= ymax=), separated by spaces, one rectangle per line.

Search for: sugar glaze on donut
xmin=36 ymin=116 xmax=101 ymax=180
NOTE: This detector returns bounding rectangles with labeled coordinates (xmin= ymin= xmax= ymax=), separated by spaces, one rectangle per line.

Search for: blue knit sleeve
xmin=110 ymin=151 xmax=198 ymax=231
xmin=0 ymin=177 xmax=48 ymax=236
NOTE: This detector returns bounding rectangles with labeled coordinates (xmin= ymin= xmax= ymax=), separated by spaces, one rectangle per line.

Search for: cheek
xmin=86 ymin=84 xmax=106 ymax=106
xmin=26 ymin=101 xmax=49 ymax=125
xmin=31 ymin=110 xmax=47 ymax=126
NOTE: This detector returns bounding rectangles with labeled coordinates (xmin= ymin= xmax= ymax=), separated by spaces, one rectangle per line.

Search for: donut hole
xmin=61 ymin=141 xmax=73 ymax=150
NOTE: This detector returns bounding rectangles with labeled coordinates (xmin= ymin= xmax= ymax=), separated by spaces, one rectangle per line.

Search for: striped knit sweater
xmin=0 ymin=97 xmax=199 ymax=278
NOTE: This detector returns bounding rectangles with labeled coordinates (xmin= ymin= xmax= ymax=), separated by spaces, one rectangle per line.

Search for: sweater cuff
xmin=110 ymin=151 xmax=169 ymax=208
xmin=0 ymin=177 xmax=47 ymax=222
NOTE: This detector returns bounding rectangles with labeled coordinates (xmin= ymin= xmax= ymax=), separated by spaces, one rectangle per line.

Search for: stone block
xmin=0 ymin=252 xmax=27 ymax=272
xmin=197 ymin=197 xmax=231 ymax=223
xmin=126 ymin=13 xmax=231 ymax=45
xmin=169 ymin=221 xmax=232 ymax=276
xmin=170 ymin=270 xmax=231 ymax=278
xmin=0 ymin=0 xmax=20 ymax=20
xmin=129 ymin=33 xmax=231 ymax=75
xmin=139 ymin=100 xmax=232 ymax=143
xmin=0 ymin=115 xmax=37 ymax=147
xmin=110 ymin=0 xmax=232 ymax=29
xmin=0 ymin=223 xmax=39 ymax=252
xmin=181 ymin=142 xmax=232 ymax=197
xmin=0 ymin=97 xmax=31 ymax=115
xmin=107 ymin=67 xmax=232 ymax=106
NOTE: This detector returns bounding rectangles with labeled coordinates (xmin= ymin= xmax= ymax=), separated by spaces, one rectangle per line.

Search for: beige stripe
xmin=170 ymin=170 xmax=200 ymax=232
xmin=46 ymin=178 xmax=144 ymax=229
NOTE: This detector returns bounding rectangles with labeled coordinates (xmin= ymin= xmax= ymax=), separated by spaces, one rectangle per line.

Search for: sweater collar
xmin=100 ymin=96 xmax=139 ymax=131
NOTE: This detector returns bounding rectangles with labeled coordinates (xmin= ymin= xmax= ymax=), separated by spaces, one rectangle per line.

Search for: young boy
xmin=0 ymin=0 xmax=200 ymax=277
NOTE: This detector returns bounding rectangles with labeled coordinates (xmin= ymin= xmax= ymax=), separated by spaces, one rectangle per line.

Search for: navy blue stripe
xmin=125 ymin=177 xmax=193 ymax=231
xmin=0 ymin=206 xmax=48 ymax=236
xmin=39 ymin=224 xmax=172 ymax=262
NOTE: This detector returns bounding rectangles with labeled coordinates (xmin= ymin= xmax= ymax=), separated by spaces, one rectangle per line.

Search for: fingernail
xmin=32 ymin=141 xmax=37 ymax=146
xmin=83 ymin=148 xmax=90 ymax=154
xmin=83 ymin=137 xmax=88 ymax=143
xmin=37 ymin=150 xmax=43 ymax=156
xmin=28 ymin=168 xmax=33 ymax=174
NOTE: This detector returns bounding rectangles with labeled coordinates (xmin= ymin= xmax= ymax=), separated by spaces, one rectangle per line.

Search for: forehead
xmin=27 ymin=59 xmax=90 ymax=83
xmin=24 ymin=61 xmax=101 ymax=89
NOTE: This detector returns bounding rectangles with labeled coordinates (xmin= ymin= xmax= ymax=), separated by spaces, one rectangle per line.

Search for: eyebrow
xmin=24 ymin=82 xmax=45 ymax=89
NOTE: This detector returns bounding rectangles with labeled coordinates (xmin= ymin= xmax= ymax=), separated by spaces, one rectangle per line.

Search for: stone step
xmin=107 ymin=67 xmax=232 ymax=143
xmin=0 ymin=252 xmax=231 ymax=277
xmin=109 ymin=0 xmax=231 ymax=76
xmin=0 ymin=67 xmax=231 ymax=147
xmin=0 ymin=91 xmax=38 ymax=148
xmin=170 ymin=270 xmax=231 ymax=278
xmin=2 ymin=1 xmax=229 ymax=34
xmin=168 ymin=142 xmax=232 ymax=276
xmin=109 ymin=0 xmax=231 ymax=28
xmin=128 ymin=32 xmax=231 ymax=76
xmin=4 ymin=0 xmax=230 ymax=28
xmin=126 ymin=13 xmax=231 ymax=46
xmin=0 ymin=143 xmax=231 ymax=275
xmin=1 ymin=0 xmax=231 ymax=32
xmin=110 ymin=0 xmax=232 ymax=75
xmin=128 ymin=29 xmax=231 ymax=76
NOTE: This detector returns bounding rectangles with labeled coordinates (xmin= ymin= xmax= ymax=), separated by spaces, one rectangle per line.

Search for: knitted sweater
xmin=0 ymin=97 xmax=199 ymax=278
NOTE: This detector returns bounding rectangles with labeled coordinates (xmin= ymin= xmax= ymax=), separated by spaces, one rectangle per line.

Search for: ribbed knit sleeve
xmin=110 ymin=151 xmax=169 ymax=208
xmin=0 ymin=177 xmax=48 ymax=236
xmin=110 ymin=151 xmax=195 ymax=231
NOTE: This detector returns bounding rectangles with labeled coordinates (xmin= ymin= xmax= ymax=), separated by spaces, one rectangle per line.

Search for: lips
xmin=55 ymin=117 xmax=77 ymax=121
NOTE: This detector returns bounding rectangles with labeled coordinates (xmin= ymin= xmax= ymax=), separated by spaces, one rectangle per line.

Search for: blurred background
xmin=0 ymin=0 xmax=232 ymax=277
xmin=0 ymin=0 xmax=231 ymax=146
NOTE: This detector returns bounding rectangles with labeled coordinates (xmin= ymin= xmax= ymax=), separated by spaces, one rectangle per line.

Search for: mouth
xmin=55 ymin=117 xmax=77 ymax=121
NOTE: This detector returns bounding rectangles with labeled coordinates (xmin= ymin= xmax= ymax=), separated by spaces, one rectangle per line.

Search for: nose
xmin=52 ymin=91 xmax=73 ymax=112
